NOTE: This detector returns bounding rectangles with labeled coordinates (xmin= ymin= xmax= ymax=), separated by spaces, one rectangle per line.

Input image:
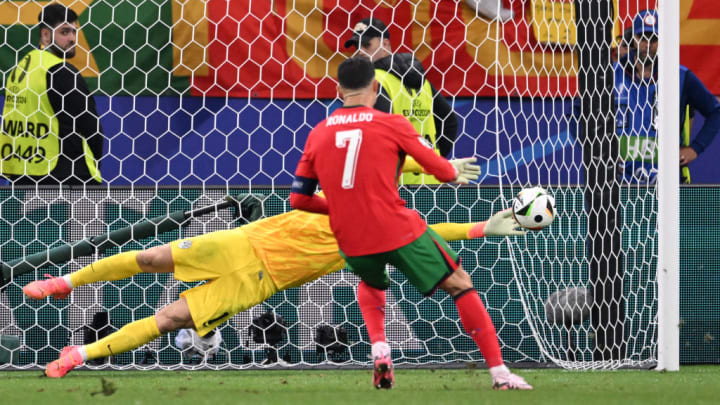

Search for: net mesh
xmin=0 ymin=0 xmax=686 ymax=370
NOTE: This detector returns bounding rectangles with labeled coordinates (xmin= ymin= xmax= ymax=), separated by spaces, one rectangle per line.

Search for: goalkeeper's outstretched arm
xmin=429 ymin=209 xmax=525 ymax=241
xmin=401 ymin=157 xmax=521 ymax=238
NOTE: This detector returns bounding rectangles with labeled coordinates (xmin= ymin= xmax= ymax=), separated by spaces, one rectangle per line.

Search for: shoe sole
xmin=374 ymin=362 xmax=393 ymax=389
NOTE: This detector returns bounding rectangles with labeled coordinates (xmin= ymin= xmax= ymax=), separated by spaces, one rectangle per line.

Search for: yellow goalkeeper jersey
xmin=241 ymin=207 xmax=474 ymax=291
xmin=241 ymin=210 xmax=345 ymax=290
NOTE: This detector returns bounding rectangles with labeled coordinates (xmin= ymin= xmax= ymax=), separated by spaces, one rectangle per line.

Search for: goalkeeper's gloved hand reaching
xmin=450 ymin=157 xmax=482 ymax=184
xmin=469 ymin=208 xmax=526 ymax=237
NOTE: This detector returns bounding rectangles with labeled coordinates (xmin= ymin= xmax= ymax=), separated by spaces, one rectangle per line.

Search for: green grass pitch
xmin=1 ymin=366 xmax=719 ymax=404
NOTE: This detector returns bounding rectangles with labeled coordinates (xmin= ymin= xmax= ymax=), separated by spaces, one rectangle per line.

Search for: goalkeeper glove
xmin=469 ymin=208 xmax=526 ymax=237
xmin=451 ymin=157 xmax=481 ymax=184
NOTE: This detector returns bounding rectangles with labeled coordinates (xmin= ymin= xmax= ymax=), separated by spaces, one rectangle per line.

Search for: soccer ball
xmin=512 ymin=186 xmax=556 ymax=230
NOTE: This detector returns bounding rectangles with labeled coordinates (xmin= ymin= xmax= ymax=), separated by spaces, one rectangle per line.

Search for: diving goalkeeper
xmin=23 ymin=202 xmax=522 ymax=379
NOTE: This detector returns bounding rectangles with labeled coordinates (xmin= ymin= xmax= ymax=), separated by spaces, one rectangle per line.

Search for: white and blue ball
xmin=512 ymin=187 xmax=556 ymax=230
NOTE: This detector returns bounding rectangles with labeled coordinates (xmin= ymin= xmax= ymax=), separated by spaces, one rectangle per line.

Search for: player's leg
xmin=438 ymin=270 xmax=532 ymax=390
xmin=357 ymin=280 xmax=386 ymax=344
xmin=23 ymin=245 xmax=172 ymax=300
xmin=45 ymin=297 xmax=191 ymax=378
xmin=437 ymin=269 xmax=503 ymax=368
xmin=46 ymin=253 xmax=277 ymax=379
xmin=390 ymin=227 xmax=532 ymax=390
xmin=45 ymin=228 xmax=271 ymax=377
xmin=25 ymin=226 xmax=246 ymax=300
xmin=342 ymin=252 xmax=394 ymax=389
xmin=46 ymin=259 xmax=272 ymax=379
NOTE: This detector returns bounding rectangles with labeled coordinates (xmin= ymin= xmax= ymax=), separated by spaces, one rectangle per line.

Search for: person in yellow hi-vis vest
xmin=680 ymin=106 xmax=693 ymax=184
xmin=1 ymin=3 xmax=102 ymax=185
xmin=344 ymin=18 xmax=458 ymax=185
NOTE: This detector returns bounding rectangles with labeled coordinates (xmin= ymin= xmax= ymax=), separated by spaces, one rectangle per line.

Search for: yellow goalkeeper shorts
xmin=171 ymin=228 xmax=278 ymax=336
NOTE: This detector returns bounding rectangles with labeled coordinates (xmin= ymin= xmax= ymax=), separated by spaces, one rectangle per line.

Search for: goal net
xmin=0 ymin=0 xmax=670 ymax=370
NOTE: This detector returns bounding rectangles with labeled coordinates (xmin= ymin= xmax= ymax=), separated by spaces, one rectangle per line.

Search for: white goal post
xmin=656 ymin=0 xmax=680 ymax=372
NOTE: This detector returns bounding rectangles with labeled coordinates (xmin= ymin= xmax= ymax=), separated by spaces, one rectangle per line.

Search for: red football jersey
xmin=294 ymin=106 xmax=456 ymax=256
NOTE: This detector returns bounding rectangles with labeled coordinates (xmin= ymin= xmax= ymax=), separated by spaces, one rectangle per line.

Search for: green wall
xmin=0 ymin=186 xmax=716 ymax=366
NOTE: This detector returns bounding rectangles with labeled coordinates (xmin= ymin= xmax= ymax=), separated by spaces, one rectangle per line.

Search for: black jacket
xmin=10 ymin=61 xmax=103 ymax=185
xmin=373 ymin=53 xmax=457 ymax=158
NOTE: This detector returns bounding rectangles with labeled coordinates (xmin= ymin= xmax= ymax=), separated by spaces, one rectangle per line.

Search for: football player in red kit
xmin=290 ymin=57 xmax=532 ymax=391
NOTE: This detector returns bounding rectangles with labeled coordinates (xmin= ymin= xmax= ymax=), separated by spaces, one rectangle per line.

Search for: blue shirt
xmin=613 ymin=53 xmax=720 ymax=183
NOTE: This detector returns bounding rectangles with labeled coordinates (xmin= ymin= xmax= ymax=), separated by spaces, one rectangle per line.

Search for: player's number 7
xmin=335 ymin=129 xmax=362 ymax=189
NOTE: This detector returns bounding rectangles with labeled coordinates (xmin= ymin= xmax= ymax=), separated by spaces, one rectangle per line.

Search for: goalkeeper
xmin=23 ymin=174 xmax=519 ymax=380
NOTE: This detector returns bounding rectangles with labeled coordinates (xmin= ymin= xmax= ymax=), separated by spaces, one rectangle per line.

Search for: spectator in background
xmin=614 ymin=9 xmax=720 ymax=184
xmin=614 ymin=27 xmax=634 ymax=63
xmin=344 ymin=17 xmax=459 ymax=185
xmin=0 ymin=3 xmax=103 ymax=185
